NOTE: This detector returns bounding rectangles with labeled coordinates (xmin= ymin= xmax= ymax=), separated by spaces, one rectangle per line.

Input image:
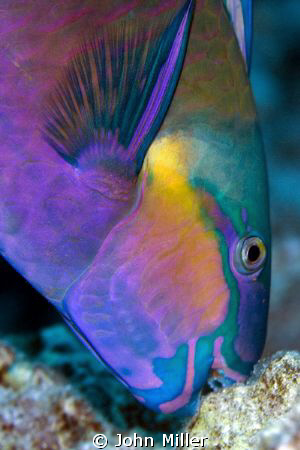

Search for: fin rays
xmin=43 ymin=1 xmax=194 ymax=175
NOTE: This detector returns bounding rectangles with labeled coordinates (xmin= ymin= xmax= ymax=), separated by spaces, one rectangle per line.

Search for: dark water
xmin=251 ymin=0 xmax=300 ymax=355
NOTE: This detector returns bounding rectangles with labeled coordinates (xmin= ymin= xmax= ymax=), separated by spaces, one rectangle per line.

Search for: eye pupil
xmin=235 ymin=235 xmax=267 ymax=274
xmin=247 ymin=245 xmax=260 ymax=263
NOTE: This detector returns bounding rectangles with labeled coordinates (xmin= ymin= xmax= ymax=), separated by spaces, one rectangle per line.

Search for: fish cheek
xmin=233 ymin=274 xmax=269 ymax=365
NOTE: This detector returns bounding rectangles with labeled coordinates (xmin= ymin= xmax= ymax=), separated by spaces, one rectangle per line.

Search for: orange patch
xmin=133 ymin=136 xmax=230 ymax=343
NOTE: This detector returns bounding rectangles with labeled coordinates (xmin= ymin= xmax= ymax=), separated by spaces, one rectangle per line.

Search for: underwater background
xmin=0 ymin=0 xmax=299 ymax=440
xmin=251 ymin=0 xmax=300 ymax=355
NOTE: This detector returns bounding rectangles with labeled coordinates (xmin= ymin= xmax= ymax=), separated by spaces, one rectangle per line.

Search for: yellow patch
xmin=144 ymin=134 xmax=199 ymax=215
xmin=134 ymin=135 xmax=230 ymax=342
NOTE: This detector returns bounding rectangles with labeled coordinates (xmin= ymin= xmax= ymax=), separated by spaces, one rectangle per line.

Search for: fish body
xmin=0 ymin=0 xmax=270 ymax=415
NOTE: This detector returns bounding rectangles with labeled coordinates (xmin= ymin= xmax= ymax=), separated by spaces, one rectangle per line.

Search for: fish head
xmin=62 ymin=0 xmax=270 ymax=415
xmin=190 ymin=121 xmax=271 ymax=385
xmin=134 ymin=0 xmax=271 ymax=398
xmin=71 ymin=114 xmax=269 ymax=417
xmin=142 ymin=108 xmax=270 ymax=394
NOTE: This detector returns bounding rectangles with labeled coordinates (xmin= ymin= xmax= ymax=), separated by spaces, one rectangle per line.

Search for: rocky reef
xmin=0 ymin=341 xmax=107 ymax=449
xmin=187 ymin=352 xmax=300 ymax=449
xmin=259 ymin=396 xmax=300 ymax=449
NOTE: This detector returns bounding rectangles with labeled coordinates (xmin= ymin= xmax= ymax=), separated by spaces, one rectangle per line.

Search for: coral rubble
xmin=187 ymin=352 xmax=300 ymax=450
xmin=258 ymin=394 xmax=300 ymax=449
xmin=0 ymin=342 xmax=106 ymax=450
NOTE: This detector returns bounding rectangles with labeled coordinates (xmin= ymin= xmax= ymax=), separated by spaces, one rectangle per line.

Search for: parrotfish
xmin=0 ymin=0 xmax=270 ymax=415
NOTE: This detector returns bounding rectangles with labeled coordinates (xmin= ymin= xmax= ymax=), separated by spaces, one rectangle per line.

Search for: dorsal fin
xmin=43 ymin=0 xmax=195 ymax=176
xmin=223 ymin=0 xmax=252 ymax=71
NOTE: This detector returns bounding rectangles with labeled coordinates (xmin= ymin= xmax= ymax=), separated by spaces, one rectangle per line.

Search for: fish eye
xmin=235 ymin=236 xmax=267 ymax=274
